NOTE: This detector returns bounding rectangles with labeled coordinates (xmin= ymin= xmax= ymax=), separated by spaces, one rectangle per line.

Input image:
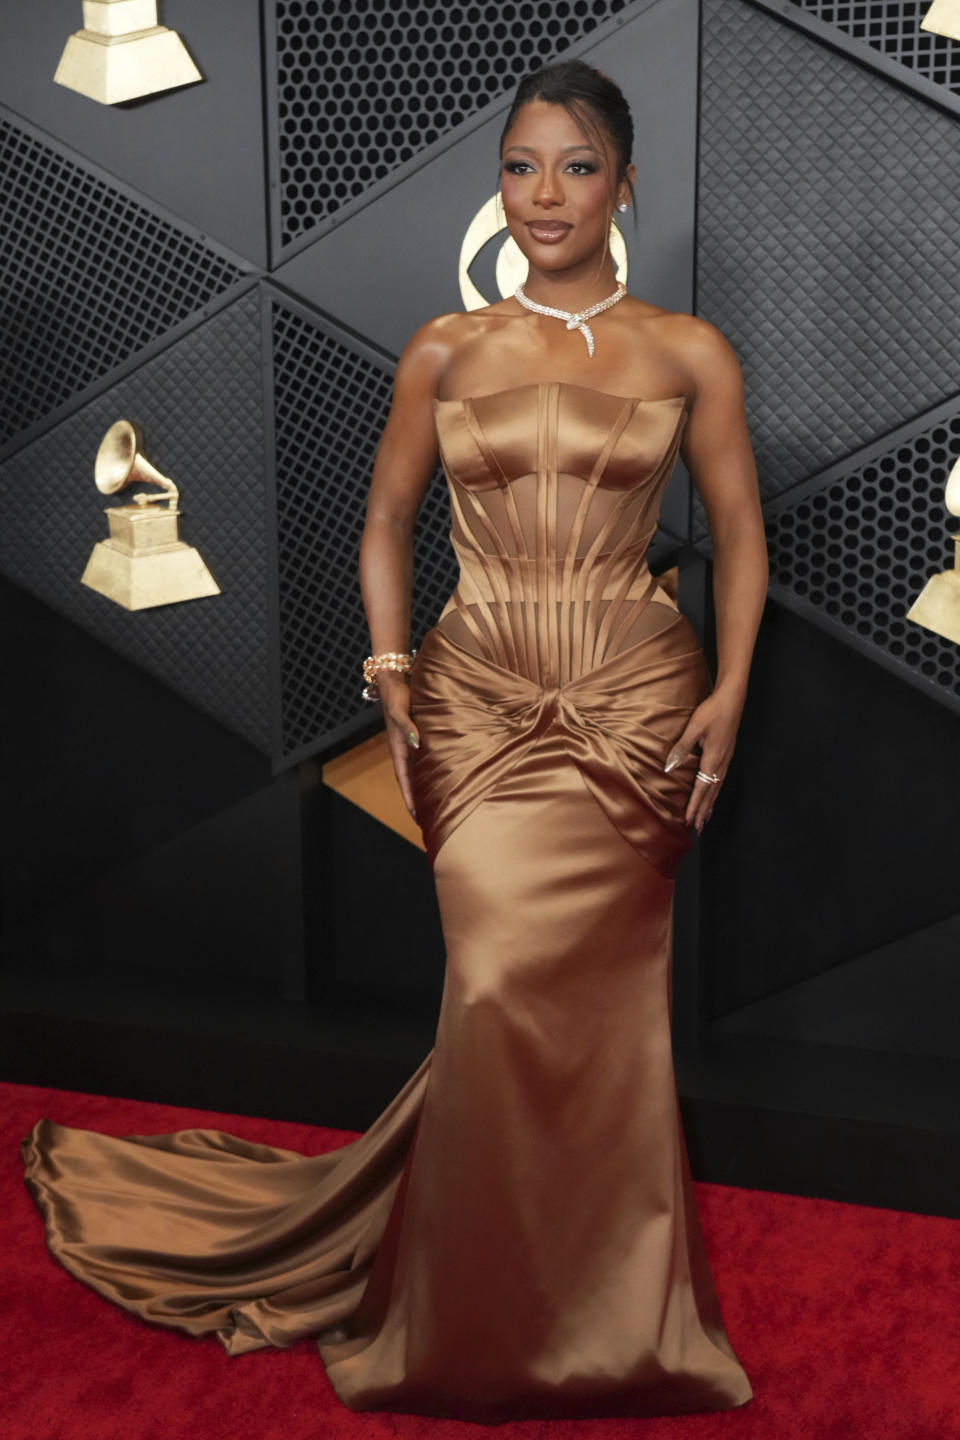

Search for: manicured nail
xmin=407 ymin=730 xmax=420 ymax=749
xmin=664 ymin=752 xmax=680 ymax=772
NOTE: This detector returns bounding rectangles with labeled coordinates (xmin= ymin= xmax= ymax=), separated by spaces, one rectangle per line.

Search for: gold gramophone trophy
xmin=906 ymin=453 xmax=960 ymax=645
xmin=81 ymin=420 xmax=220 ymax=610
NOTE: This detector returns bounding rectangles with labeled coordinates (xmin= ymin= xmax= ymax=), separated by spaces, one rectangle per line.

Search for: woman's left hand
xmin=663 ymin=684 xmax=746 ymax=835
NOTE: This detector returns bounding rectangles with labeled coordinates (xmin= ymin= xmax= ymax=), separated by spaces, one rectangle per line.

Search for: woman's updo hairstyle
xmin=497 ymin=59 xmax=637 ymax=227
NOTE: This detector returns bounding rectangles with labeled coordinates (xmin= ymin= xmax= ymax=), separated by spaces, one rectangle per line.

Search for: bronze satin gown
xmin=21 ymin=380 xmax=754 ymax=1423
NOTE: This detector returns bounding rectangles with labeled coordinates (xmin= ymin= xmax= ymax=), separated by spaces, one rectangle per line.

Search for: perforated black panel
xmin=787 ymin=1 xmax=960 ymax=92
xmin=0 ymin=289 xmax=272 ymax=752
xmin=271 ymin=300 xmax=457 ymax=757
xmin=274 ymin=0 xmax=629 ymax=249
xmin=696 ymin=0 xmax=960 ymax=540
xmin=0 ymin=113 xmax=248 ymax=448
xmin=764 ymin=408 xmax=960 ymax=703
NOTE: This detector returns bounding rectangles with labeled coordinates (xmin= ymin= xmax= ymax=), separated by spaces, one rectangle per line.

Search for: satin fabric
xmin=21 ymin=380 xmax=754 ymax=1423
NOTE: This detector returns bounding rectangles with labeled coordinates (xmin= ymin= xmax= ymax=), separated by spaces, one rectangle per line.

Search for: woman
xmin=22 ymin=60 xmax=767 ymax=1424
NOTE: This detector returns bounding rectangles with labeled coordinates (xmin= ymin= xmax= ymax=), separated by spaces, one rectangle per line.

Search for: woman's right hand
xmin=378 ymin=671 xmax=421 ymax=824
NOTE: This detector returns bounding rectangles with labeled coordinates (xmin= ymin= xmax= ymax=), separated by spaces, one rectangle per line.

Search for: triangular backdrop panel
xmin=695 ymin=0 xmax=960 ymax=715
xmin=696 ymin=0 xmax=960 ymax=536
xmin=270 ymin=0 xmax=640 ymax=255
xmin=0 ymin=109 xmax=253 ymax=456
xmin=0 ymin=0 xmax=268 ymax=267
xmin=782 ymin=0 xmax=960 ymax=95
xmin=269 ymin=296 xmax=457 ymax=761
xmin=0 ymin=287 xmax=272 ymax=752
xmin=762 ymin=400 xmax=960 ymax=713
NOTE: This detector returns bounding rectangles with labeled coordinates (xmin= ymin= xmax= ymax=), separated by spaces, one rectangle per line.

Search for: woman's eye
xmin=502 ymin=161 xmax=596 ymax=176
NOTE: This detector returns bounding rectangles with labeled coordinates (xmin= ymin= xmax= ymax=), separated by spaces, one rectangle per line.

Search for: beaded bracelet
xmin=361 ymin=649 xmax=417 ymax=702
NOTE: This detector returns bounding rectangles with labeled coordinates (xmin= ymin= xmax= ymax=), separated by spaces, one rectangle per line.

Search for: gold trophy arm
xmin=130 ymin=455 xmax=180 ymax=507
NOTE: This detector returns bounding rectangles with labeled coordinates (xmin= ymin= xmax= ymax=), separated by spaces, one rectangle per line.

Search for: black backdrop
xmin=1 ymin=0 xmax=958 ymax=1212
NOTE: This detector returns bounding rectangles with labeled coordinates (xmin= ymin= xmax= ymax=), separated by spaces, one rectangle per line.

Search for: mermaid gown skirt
xmin=20 ymin=381 xmax=754 ymax=1422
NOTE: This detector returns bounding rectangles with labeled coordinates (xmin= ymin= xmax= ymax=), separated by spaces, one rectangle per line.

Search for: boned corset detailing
xmin=433 ymin=382 xmax=689 ymax=494
xmin=430 ymin=382 xmax=689 ymax=684
xmin=449 ymin=526 xmax=659 ymax=586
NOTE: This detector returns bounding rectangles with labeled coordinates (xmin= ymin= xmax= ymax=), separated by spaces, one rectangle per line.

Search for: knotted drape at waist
xmin=407 ymin=617 xmax=713 ymax=878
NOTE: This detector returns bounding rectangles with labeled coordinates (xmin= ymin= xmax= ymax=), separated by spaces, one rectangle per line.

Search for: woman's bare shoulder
xmin=390 ymin=312 xmax=465 ymax=401
xmin=402 ymin=303 xmax=515 ymax=355
xmin=652 ymin=309 xmax=745 ymax=396
xmin=656 ymin=308 xmax=740 ymax=362
xmin=398 ymin=304 xmax=520 ymax=398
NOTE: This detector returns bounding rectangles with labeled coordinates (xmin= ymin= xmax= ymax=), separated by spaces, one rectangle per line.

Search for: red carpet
xmin=3 ymin=1079 xmax=958 ymax=1440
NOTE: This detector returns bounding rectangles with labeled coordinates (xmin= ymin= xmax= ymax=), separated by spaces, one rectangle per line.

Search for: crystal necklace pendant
xmin=513 ymin=281 xmax=627 ymax=358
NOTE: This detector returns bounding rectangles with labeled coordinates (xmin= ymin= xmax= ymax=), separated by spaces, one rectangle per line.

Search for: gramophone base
xmin=81 ymin=540 xmax=220 ymax=611
xmin=54 ymin=27 xmax=202 ymax=106
xmin=906 ymin=569 xmax=960 ymax=646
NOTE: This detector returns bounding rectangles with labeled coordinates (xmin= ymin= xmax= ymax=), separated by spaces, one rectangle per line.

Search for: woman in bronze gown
xmin=21 ymin=61 xmax=768 ymax=1424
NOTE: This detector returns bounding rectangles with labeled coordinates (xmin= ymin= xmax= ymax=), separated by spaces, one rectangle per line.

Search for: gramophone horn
xmin=94 ymin=420 xmax=178 ymax=500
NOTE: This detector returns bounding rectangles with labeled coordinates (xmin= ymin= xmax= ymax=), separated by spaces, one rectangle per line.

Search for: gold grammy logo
xmin=458 ymin=194 xmax=629 ymax=310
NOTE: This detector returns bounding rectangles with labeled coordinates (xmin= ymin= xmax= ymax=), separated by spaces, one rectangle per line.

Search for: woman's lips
xmin=527 ymin=222 xmax=572 ymax=244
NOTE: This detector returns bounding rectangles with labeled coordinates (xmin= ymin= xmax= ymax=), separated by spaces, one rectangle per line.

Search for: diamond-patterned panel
xmin=0 ymin=288 xmax=271 ymax=752
xmin=764 ymin=406 xmax=960 ymax=704
xmin=696 ymin=0 xmax=960 ymax=540
xmin=274 ymin=0 xmax=630 ymax=249
xmin=0 ymin=112 xmax=249 ymax=448
xmin=788 ymin=1 xmax=960 ymax=93
xmin=272 ymin=300 xmax=457 ymax=757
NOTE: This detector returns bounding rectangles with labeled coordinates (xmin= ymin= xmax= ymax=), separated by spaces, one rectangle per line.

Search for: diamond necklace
xmin=513 ymin=281 xmax=627 ymax=358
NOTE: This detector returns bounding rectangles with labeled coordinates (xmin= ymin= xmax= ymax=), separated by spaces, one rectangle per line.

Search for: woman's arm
xmin=666 ymin=318 xmax=769 ymax=833
xmin=358 ymin=315 xmax=454 ymax=822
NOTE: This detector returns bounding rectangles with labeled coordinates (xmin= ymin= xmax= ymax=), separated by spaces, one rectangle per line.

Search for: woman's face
xmin=499 ymin=98 xmax=632 ymax=275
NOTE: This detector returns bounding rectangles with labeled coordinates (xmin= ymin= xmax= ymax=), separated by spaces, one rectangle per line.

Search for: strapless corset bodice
xmin=430 ymin=380 xmax=690 ymax=687
xmin=433 ymin=380 xmax=688 ymax=491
